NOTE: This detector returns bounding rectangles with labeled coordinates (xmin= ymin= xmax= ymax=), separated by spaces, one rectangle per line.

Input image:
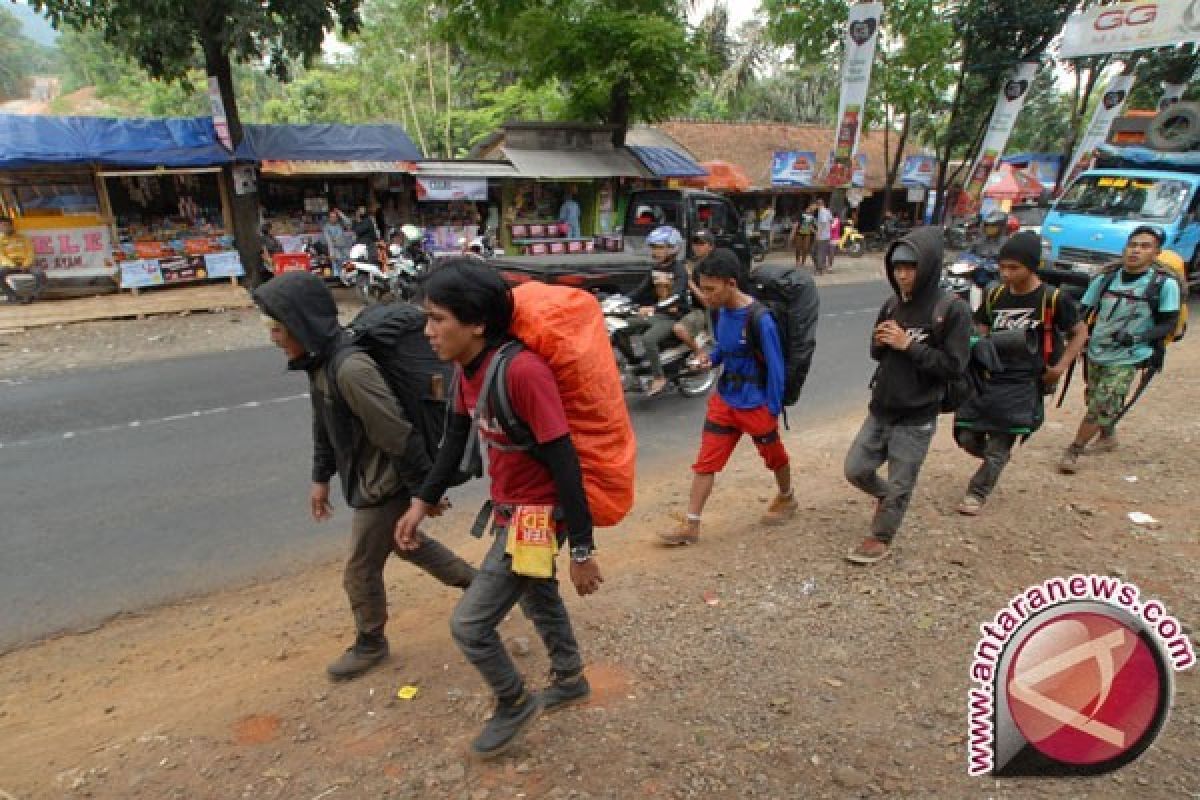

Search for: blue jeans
xmin=450 ymin=526 xmax=583 ymax=702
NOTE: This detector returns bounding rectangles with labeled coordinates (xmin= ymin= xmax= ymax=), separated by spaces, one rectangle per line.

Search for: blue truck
xmin=1041 ymin=145 xmax=1200 ymax=294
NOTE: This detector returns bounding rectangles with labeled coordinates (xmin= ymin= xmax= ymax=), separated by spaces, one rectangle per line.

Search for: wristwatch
xmin=570 ymin=545 xmax=594 ymax=563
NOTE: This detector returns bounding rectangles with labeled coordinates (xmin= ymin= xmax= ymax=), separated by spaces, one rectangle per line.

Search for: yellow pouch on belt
xmin=505 ymin=505 xmax=559 ymax=579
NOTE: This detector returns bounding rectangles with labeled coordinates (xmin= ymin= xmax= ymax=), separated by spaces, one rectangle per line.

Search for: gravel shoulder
xmin=1 ymin=335 xmax=1197 ymax=799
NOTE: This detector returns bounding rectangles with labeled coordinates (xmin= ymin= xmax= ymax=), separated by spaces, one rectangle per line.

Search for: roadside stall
xmin=0 ymin=114 xmax=248 ymax=293
xmin=411 ymin=160 xmax=515 ymax=257
xmin=243 ymin=124 xmax=423 ymax=277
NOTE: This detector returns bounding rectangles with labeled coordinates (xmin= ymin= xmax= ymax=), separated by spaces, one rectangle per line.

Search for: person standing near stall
xmin=559 ymin=191 xmax=582 ymax=239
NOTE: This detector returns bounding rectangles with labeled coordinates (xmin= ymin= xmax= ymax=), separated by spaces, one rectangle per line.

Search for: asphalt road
xmin=0 ymin=279 xmax=891 ymax=651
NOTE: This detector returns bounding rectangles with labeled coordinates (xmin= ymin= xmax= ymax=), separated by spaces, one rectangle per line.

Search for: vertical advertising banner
xmin=208 ymin=76 xmax=232 ymax=151
xmin=963 ymin=62 xmax=1040 ymax=206
xmin=826 ymin=1 xmax=883 ymax=187
xmin=1062 ymin=73 xmax=1135 ymax=191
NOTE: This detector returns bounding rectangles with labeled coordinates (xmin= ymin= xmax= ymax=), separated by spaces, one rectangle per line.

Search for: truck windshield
xmin=625 ymin=199 xmax=682 ymax=234
xmin=1056 ymin=175 xmax=1191 ymax=221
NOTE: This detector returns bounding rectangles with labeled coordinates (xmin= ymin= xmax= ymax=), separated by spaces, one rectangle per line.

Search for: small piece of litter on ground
xmin=1127 ymin=512 xmax=1160 ymax=529
xmin=396 ymin=685 xmax=419 ymax=700
xmin=1123 ymin=475 xmax=1138 ymax=483
xmin=702 ymin=590 xmax=719 ymax=607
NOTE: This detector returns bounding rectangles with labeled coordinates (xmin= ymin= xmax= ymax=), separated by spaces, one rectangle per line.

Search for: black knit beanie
xmin=997 ymin=231 xmax=1042 ymax=270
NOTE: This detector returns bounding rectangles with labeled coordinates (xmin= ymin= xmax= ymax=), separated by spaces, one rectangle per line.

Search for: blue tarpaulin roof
xmin=1095 ymin=144 xmax=1200 ymax=172
xmin=1001 ymin=152 xmax=1063 ymax=165
xmin=628 ymin=145 xmax=707 ymax=178
xmin=0 ymin=115 xmax=424 ymax=170
xmin=0 ymin=114 xmax=235 ymax=169
xmin=238 ymin=123 xmax=422 ymax=162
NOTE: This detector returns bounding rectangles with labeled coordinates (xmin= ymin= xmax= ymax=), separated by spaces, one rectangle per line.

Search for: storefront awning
xmin=415 ymin=160 xmax=519 ymax=178
xmin=627 ymin=145 xmax=707 ymax=178
xmin=239 ymin=123 xmax=423 ymax=163
xmin=0 ymin=114 xmax=233 ymax=169
xmin=259 ymin=160 xmax=418 ymax=176
xmin=503 ymin=147 xmax=650 ymax=179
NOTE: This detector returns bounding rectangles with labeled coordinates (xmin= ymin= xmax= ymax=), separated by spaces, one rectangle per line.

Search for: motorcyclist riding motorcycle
xmin=622 ymin=225 xmax=690 ymax=396
xmin=969 ymin=210 xmax=1010 ymax=260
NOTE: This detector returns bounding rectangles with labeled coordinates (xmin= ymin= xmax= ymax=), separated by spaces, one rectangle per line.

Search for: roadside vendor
xmin=0 ymin=215 xmax=40 ymax=305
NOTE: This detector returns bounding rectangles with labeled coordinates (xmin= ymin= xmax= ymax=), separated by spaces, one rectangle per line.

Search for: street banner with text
xmin=963 ymin=62 xmax=1040 ymax=207
xmin=1062 ymin=73 xmax=1136 ymax=191
xmin=826 ymin=1 xmax=883 ymax=187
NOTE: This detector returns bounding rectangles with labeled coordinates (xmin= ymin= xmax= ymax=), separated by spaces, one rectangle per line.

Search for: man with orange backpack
xmin=394 ymin=258 xmax=612 ymax=759
xmin=1058 ymin=226 xmax=1183 ymax=474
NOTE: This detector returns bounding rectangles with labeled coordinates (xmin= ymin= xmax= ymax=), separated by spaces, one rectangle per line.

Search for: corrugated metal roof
xmin=415 ymin=159 xmax=519 ymax=178
xmin=627 ymin=145 xmax=707 ymax=178
xmin=503 ymin=147 xmax=651 ymax=179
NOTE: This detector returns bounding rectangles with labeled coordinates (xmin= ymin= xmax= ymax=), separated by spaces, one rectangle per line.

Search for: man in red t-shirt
xmin=395 ymin=258 xmax=602 ymax=760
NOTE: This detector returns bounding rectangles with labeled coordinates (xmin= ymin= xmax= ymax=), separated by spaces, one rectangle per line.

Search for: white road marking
xmin=0 ymin=392 xmax=310 ymax=450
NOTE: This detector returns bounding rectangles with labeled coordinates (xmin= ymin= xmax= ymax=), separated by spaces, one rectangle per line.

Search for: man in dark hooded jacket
xmin=843 ymin=226 xmax=972 ymax=564
xmin=254 ymin=272 xmax=475 ymax=680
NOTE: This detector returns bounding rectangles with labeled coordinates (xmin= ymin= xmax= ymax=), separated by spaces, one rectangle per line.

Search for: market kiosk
xmin=244 ymin=124 xmax=422 ymax=277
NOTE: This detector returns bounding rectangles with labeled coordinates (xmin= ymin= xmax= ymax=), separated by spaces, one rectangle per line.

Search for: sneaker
xmin=326 ymin=632 xmax=389 ymax=680
xmin=1091 ymin=434 xmax=1118 ymax=454
xmin=761 ymin=492 xmax=798 ymax=525
xmin=471 ymin=690 xmax=543 ymax=760
xmin=1058 ymin=444 xmax=1083 ymax=474
xmin=538 ymin=669 xmax=591 ymax=712
xmin=845 ymin=536 xmax=890 ymax=565
xmin=957 ymin=495 xmax=984 ymax=516
xmin=658 ymin=520 xmax=699 ymax=546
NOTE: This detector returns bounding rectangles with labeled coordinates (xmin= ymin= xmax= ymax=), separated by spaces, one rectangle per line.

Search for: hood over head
xmin=253 ymin=272 xmax=342 ymax=365
xmin=884 ymin=225 xmax=944 ymax=300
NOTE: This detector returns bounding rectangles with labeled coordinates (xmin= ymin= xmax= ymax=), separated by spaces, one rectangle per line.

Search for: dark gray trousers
xmin=955 ymin=429 xmax=1017 ymax=502
xmin=843 ymin=414 xmax=936 ymax=543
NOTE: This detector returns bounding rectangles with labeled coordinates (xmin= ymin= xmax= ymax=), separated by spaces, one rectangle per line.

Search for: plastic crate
xmin=549 ymin=241 xmax=566 ymax=254
xmin=567 ymin=239 xmax=584 ymax=253
xmin=530 ymin=224 xmax=546 ymax=237
xmin=511 ymin=224 xmax=528 ymax=238
xmin=530 ymin=242 xmax=548 ymax=255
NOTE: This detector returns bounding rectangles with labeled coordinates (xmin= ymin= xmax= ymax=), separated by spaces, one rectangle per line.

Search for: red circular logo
xmin=1006 ymin=611 xmax=1164 ymax=766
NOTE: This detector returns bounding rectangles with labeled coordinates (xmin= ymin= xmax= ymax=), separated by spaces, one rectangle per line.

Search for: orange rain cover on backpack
xmin=510 ymin=282 xmax=636 ymax=527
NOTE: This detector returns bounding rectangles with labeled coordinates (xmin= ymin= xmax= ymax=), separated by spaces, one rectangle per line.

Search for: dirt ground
xmin=1 ymin=287 xmax=1197 ymax=800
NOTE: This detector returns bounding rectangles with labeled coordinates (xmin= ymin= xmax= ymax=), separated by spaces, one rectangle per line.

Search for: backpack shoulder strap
xmin=323 ymin=341 xmax=361 ymax=409
xmin=931 ymin=291 xmax=957 ymax=342
xmin=985 ymin=285 xmax=1005 ymax=318
xmin=744 ymin=300 xmax=768 ymax=363
xmin=476 ymin=340 xmax=536 ymax=452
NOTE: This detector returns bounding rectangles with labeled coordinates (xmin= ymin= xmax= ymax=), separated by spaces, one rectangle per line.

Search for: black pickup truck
xmin=490 ymin=188 xmax=753 ymax=295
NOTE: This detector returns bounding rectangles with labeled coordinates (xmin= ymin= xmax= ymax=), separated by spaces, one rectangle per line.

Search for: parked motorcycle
xmin=941 ymin=252 xmax=997 ymax=312
xmin=837 ymin=222 xmax=866 ymax=257
xmin=749 ymin=231 xmax=768 ymax=263
xmin=601 ymin=294 xmax=717 ymax=398
xmin=340 ymin=242 xmax=423 ymax=304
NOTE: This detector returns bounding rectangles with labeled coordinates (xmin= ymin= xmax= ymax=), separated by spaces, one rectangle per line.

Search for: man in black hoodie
xmin=843 ymin=226 xmax=972 ymax=564
xmin=254 ymin=272 xmax=475 ymax=680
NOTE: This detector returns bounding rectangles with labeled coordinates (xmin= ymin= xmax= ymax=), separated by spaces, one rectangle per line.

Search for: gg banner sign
xmin=1059 ymin=1 xmax=1200 ymax=58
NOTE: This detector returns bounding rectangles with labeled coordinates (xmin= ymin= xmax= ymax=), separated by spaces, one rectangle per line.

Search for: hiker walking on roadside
xmin=659 ymin=248 xmax=796 ymax=546
xmin=953 ymin=232 xmax=1087 ymax=514
xmin=254 ymin=272 xmax=476 ymax=681
xmin=394 ymin=259 xmax=603 ymax=760
xmin=1058 ymin=226 xmax=1181 ymax=474
xmin=843 ymin=227 xmax=971 ymax=564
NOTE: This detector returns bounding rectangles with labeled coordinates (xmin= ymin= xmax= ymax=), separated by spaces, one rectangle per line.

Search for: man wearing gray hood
xmin=843 ymin=226 xmax=971 ymax=564
xmin=255 ymin=272 xmax=476 ymax=680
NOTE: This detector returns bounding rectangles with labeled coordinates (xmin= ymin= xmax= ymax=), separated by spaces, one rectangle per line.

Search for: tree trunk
xmin=400 ymin=67 xmax=429 ymax=157
xmin=881 ymin=112 xmax=910 ymax=220
xmin=608 ymin=78 xmax=630 ymax=148
xmin=1055 ymin=57 xmax=1107 ymax=193
xmin=933 ymin=50 xmax=971 ymax=224
xmin=444 ymin=43 xmax=453 ymax=159
xmin=202 ymin=36 xmax=262 ymax=288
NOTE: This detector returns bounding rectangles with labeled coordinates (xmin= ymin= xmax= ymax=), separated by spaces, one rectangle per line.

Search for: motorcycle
xmin=837 ymin=222 xmax=866 ymax=257
xmin=601 ymin=294 xmax=718 ymax=398
xmin=944 ymin=218 xmax=976 ymax=251
xmin=748 ymin=231 xmax=768 ymax=263
xmin=459 ymin=226 xmax=497 ymax=259
xmin=941 ymin=252 xmax=997 ymax=312
xmin=341 ymin=242 xmax=423 ymax=304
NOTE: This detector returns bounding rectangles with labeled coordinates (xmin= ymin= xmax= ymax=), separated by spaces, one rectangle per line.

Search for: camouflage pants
xmin=1083 ymin=362 xmax=1137 ymax=430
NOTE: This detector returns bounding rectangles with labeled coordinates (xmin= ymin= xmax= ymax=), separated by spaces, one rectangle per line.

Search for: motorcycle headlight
xmin=947 ymin=261 xmax=974 ymax=276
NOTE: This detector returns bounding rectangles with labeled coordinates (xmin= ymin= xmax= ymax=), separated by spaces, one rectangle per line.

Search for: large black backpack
xmin=744 ymin=264 xmax=820 ymax=407
xmin=328 ymin=303 xmax=479 ymax=486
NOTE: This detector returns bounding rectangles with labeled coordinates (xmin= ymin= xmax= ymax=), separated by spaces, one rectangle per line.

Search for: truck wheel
xmin=1146 ymin=102 xmax=1200 ymax=152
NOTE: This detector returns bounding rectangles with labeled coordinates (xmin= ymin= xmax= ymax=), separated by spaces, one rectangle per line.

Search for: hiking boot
xmin=471 ymin=690 xmax=542 ymax=760
xmin=326 ymin=632 xmax=389 ymax=680
xmin=658 ymin=520 xmax=699 ymax=546
xmin=1057 ymin=444 xmax=1084 ymax=474
xmin=845 ymin=536 xmax=890 ymax=565
xmin=1091 ymin=434 xmax=1118 ymax=454
xmin=957 ymin=495 xmax=984 ymax=516
xmin=538 ymin=670 xmax=591 ymax=712
xmin=761 ymin=492 xmax=798 ymax=525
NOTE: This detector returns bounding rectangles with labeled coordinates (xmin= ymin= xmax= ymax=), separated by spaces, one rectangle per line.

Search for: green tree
xmin=0 ymin=6 xmax=48 ymax=100
xmin=439 ymin=0 xmax=698 ymax=143
xmin=1007 ymin=68 xmax=1074 ymax=154
xmin=32 ymin=0 xmax=363 ymax=284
